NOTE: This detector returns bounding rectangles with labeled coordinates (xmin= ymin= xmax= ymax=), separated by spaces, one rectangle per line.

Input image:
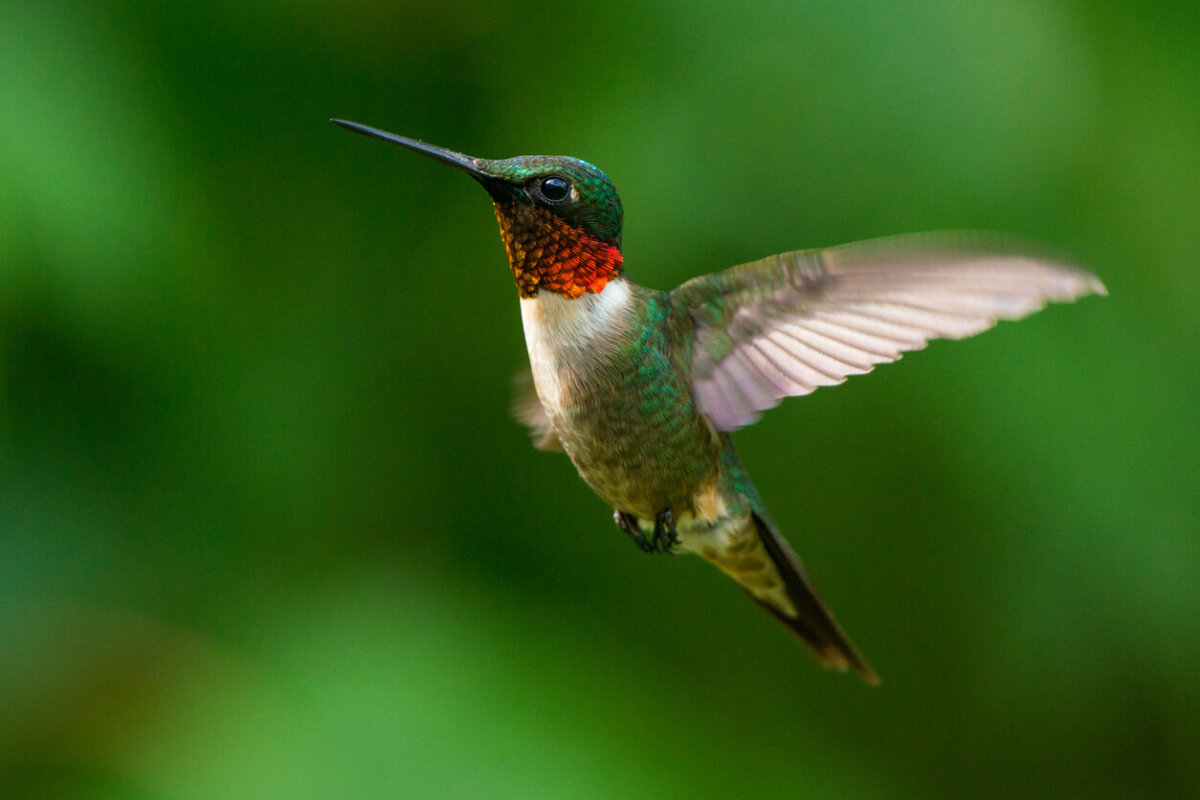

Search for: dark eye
xmin=538 ymin=176 xmax=571 ymax=202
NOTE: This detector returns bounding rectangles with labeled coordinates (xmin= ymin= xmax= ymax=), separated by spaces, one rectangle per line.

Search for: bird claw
xmin=614 ymin=510 xmax=655 ymax=553
xmin=652 ymin=508 xmax=680 ymax=554
xmin=613 ymin=509 xmax=678 ymax=554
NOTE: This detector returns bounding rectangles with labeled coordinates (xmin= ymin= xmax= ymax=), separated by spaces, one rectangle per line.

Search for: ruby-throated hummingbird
xmin=334 ymin=118 xmax=1105 ymax=684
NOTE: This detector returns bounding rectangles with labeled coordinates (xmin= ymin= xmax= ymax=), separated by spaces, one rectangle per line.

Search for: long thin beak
xmin=332 ymin=119 xmax=495 ymax=182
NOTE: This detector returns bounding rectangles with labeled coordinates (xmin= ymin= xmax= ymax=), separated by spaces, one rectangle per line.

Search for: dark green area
xmin=2 ymin=1 xmax=1197 ymax=797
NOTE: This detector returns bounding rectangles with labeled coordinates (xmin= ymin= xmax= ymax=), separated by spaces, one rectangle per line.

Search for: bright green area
xmin=2 ymin=1 xmax=1197 ymax=798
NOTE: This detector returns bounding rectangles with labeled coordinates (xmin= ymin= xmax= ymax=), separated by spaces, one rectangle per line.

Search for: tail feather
xmin=727 ymin=513 xmax=878 ymax=684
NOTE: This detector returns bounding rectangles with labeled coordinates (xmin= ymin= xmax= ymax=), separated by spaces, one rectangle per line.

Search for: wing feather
xmin=753 ymin=336 xmax=819 ymax=393
xmin=511 ymin=369 xmax=562 ymax=450
xmin=673 ymin=232 xmax=1105 ymax=430
xmin=727 ymin=349 xmax=780 ymax=409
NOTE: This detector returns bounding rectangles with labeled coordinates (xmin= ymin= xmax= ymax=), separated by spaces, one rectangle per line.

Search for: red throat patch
xmin=493 ymin=202 xmax=623 ymax=298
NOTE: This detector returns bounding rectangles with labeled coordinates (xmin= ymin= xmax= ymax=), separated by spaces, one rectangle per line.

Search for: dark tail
xmin=749 ymin=512 xmax=879 ymax=685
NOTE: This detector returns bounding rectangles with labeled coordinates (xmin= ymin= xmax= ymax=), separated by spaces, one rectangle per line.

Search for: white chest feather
xmin=519 ymin=280 xmax=633 ymax=418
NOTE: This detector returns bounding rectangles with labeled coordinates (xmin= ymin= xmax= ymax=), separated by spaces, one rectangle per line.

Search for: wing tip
xmin=1053 ymin=265 xmax=1107 ymax=300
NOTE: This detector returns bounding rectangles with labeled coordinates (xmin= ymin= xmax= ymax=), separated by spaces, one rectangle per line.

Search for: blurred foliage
xmin=2 ymin=0 xmax=1198 ymax=798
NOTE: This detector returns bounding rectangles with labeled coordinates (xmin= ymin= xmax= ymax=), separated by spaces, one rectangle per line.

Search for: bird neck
xmin=493 ymin=201 xmax=623 ymax=299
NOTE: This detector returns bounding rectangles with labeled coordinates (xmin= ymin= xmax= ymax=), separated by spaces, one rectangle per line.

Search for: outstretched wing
xmin=672 ymin=232 xmax=1106 ymax=431
xmin=511 ymin=368 xmax=562 ymax=451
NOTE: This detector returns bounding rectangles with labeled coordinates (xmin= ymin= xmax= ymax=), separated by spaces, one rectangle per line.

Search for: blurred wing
xmin=511 ymin=368 xmax=562 ymax=451
xmin=672 ymin=232 xmax=1106 ymax=431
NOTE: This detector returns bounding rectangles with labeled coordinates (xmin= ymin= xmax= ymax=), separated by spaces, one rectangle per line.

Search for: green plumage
xmin=531 ymin=286 xmax=717 ymax=519
xmin=334 ymin=119 xmax=1104 ymax=684
xmin=517 ymin=278 xmax=875 ymax=680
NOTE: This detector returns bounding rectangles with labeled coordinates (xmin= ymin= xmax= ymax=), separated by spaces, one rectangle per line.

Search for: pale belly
xmin=520 ymin=283 xmax=719 ymax=522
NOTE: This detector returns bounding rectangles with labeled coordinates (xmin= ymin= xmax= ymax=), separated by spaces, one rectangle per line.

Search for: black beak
xmin=332 ymin=119 xmax=498 ymax=184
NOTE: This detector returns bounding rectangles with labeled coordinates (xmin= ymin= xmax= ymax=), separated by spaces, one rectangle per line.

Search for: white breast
xmin=519 ymin=279 xmax=633 ymax=418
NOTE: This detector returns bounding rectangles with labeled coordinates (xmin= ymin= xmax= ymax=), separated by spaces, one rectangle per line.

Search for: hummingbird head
xmin=333 ymin=119 xmax=623 ymax=299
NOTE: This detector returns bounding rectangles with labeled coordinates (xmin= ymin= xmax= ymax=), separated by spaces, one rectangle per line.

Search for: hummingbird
xmin=333 ymin=118 xmax=1105 ymax=684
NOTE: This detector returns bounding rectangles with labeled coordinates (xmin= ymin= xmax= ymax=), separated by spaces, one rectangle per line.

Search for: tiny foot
xmin=652 ymin=509 xmax=680 ymax=554
xmin=614 ymin=510 xmax=654 ymax=554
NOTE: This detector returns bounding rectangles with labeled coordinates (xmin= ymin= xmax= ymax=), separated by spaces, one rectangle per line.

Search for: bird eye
xmin=537 ymin=176 xmax=571 ymax=202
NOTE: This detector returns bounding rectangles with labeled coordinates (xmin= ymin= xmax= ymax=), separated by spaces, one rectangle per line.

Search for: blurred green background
xmin=2 ymin=1 xmax=1197 ymax=797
